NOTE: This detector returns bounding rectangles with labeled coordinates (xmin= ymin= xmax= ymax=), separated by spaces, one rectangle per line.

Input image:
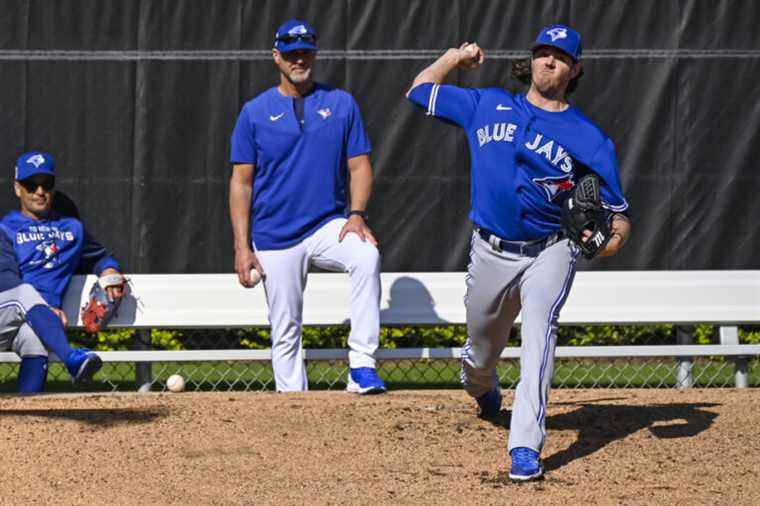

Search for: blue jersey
xmin=230 ymin=84 xmax=372 ymax=250
xmin=408 ymin=84 xmax=628 ymax=241
xmin=0 ymin=211 xmax=120 ymax=307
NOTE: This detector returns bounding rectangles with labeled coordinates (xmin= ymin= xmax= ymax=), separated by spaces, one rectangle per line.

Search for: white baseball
xmin=166 ymin=374 xmax=186 ymax=393
xmin=249 ymin=269 xmax=262 ymax=286
xmin=463 ymin=42 xmax=478 ymax=56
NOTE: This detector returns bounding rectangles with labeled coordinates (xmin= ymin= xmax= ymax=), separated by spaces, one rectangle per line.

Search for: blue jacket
xmin=0 ymin=210 xmax=120 ymax=307
xmin=0 ymin=231 xmax=22 ymax=293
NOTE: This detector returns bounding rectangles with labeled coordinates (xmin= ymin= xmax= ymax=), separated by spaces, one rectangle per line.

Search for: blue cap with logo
xmin=532 ymin=24 xmax=582 ymax=61
xmin=15 ymin=151 xmax=55 ymax=180
xmin=274 ymin=19 xmax=318 ymax=53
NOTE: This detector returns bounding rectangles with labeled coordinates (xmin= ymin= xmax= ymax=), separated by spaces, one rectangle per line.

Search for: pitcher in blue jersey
xmin=0 ymin=151 xmax=125 ymax=393
xmin=229 ymin=19 xmax=385 ymax=394
xmin=407 ymin=25 xmax=631 ymax=481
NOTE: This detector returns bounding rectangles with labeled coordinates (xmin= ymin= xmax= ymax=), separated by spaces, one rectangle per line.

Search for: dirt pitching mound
xmin=1 ymin=389 xmax=758 ymax=505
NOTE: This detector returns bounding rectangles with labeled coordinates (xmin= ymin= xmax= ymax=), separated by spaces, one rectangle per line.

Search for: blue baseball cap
xmin=274 ymin=19 xmax=318 ymax=53
xmin=15 ymin=151 xmax=55 ymax=180
xmin=532 ymin=24 xmax=582 ymax=61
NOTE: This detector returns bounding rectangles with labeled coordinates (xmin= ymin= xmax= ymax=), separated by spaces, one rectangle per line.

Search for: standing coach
xmin=229 ymin=19 xmax=386 ymax=394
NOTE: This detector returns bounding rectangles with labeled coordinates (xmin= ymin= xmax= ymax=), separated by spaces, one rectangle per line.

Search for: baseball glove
xmin=81 ymin=273 xmax=129 ymax=333
xmin=561 ymin=174 xmax=612 ymax=259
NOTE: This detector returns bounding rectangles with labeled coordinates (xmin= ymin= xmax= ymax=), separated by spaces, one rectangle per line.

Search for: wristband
xmin=348 ymin=210 xmax=368 ymax=221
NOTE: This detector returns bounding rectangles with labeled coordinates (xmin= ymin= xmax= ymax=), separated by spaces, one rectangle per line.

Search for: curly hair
xmin=510 ymin=57 xmax=583 ymax=95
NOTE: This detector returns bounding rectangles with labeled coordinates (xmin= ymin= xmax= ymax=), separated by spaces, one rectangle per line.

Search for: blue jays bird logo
xmin=532 ymin=175 xmax=575 ymax=202
xmin=26 ymin=154 xmax=46 ymax=168
xmin=35 ymin=240 xmax=59 ymax=269
xmin=546 ymin=28 xmax=568 ymax=42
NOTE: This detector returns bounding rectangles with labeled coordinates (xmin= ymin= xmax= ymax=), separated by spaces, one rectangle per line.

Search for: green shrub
xmin=70 ymin=323 xmax=759 ymax=351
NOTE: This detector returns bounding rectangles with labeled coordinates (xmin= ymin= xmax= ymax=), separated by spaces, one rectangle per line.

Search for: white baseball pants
xmin=254 ymin=218 xmax=381 ymax=392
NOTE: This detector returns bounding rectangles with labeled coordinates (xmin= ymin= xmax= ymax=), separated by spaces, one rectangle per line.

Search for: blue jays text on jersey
xmin=408 ymin=84 xmax=628 ymax=241
xmin=0 ymin=211 xmax=120 ymax=307
xmin=230 ymin=83 xmax=372 ymax=251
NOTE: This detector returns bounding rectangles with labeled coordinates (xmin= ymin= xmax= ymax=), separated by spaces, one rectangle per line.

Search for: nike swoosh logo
xmin=269 ymin=113 xmax=285 ymax=121
xmin=496 ymin=104 xmax=512 ymax=111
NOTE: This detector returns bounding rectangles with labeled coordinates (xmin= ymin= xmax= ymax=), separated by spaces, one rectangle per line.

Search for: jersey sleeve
xmin=345 ymin=95 xmax=372 ymax=158
xmin=407 ymin=83 xmax=481 ymax=128
xmin=230 ymin=105 xmax=257 ymax=165
xmin=79 ymin=230 xmax=121 ymax=275
xmin=591 ymin=138 xmax=629 ymax=213
xmin=0 ymin=226 xmax=22 ymax=291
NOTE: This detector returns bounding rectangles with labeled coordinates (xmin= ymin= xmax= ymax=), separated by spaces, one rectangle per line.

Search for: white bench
xmin=1 ymin=271 xmax=759 ymax=387
xmin=55 ymin=270 xmax=760 ymax=327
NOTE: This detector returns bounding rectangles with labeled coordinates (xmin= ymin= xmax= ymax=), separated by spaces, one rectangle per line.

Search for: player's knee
xmin=17 ymin=284 xmax=47 ymax=309
xmin=15 ymin=330 xmax=49 ymax=358
xmin=271 ymin=320 xmax=302 ymax=346
xmin=349 ymin=244 xmax=380 ymax=275
xmin=462 ymin=352 xmax=490 ymax=372
xmin=520 ymin=311 xmax=559 ymax=337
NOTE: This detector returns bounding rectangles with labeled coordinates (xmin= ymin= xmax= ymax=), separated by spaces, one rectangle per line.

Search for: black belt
xmin=477 ymin=227 xmax=565 ymax=257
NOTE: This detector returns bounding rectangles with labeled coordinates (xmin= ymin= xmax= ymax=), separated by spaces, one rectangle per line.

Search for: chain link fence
xmin=1 ymin=325 xmax=758 ymax=393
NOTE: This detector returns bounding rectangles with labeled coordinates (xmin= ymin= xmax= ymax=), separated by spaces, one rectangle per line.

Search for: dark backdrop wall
xmin=0 ymin=0 xmax=757 ymax=273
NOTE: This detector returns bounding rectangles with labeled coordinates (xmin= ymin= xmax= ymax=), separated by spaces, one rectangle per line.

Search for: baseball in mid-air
xmin=166 ymin=374 xmax=186 ymax=393
xmin=250 ymin=269 xmax=262 ymax=286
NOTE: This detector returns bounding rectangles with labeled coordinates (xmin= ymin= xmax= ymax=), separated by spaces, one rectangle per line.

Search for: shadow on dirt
xmin=0 ymin=407 xmax=168 ymax=427
xmin=543 ymin=402 xmax=720 ymax=471
xmin=480 ymin=402 xmax=719 ymax=472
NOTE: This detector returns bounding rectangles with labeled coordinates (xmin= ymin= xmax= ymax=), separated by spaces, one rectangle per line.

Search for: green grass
xmin=0 ymin=358 xmax=757 ymax=393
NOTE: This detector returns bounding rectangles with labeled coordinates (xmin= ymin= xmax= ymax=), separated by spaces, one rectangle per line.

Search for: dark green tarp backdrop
xmin=0 ymin=0 xmax=757 ymax=272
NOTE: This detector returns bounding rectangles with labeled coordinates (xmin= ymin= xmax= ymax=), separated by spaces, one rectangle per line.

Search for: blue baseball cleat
xmin=509 ymin=447 xmax=544 ymax=482
xmin=475 ymin=388 xmax=502 ymax=418
xmin=346 ymin=367 xmax=387 ymax=395
xmin=65 ymin=348 xmax=103 ymax=385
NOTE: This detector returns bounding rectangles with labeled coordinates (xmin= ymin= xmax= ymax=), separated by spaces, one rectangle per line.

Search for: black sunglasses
xmin=276 ymin=34 xmax=317 ymax=45
xmin=19 ymin=177 xmax=54 ymax=192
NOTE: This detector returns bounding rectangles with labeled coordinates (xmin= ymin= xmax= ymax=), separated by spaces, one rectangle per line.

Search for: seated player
xmin=0 ymin=151 xmax=126 ymax=393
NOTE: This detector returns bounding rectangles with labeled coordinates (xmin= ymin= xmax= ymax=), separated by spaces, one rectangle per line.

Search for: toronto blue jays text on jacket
xmin=0 ymin=211 xmax=120 ymax=307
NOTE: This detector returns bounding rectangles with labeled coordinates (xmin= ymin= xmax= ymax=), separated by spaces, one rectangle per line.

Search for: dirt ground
xmin=1 ymin=389 xmax=759 ymax=505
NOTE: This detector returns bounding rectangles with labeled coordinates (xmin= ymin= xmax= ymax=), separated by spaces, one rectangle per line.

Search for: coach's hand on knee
xmin=234 ymin=248 xmax=265 ymax=288
xmin=339 ymin=215 xmax=378 ymax=246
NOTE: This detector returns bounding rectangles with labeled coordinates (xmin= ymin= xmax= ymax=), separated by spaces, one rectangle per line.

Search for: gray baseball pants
xmin=0 ymin=283 xmax=50 ymax=357
xmin=461 ymin=231 xmax=579 ymax=453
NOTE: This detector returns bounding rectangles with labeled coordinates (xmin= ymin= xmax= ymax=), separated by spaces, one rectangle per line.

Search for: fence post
xmin=134 ymin=328 xmax=152 ymax=392
xmin=719 ymin=326 xmax=747 ymax=388
xmin=676 ymin=325 xmax=693 ymax=388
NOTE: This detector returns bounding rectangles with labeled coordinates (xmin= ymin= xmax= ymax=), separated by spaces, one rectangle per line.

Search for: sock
xmin=25 ymin=305 xmax=74 ymax=364
xmin=18 ymin=355 xmax=48 ymax=394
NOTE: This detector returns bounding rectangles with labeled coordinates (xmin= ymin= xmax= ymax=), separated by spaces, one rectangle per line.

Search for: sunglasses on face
xmin=19 ymin=177 xmax=54 ymax=192
xmin=276 ymin=34 xmax=317 ymax=45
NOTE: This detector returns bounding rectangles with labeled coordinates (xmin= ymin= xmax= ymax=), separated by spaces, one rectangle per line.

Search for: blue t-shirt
xmin=230 ymin=84 xmax=372 ymax=250
xmin=408 ymin=84 xmax=628 ymax=241
xmin=0 ymin=211 xmax=120 ymax=307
